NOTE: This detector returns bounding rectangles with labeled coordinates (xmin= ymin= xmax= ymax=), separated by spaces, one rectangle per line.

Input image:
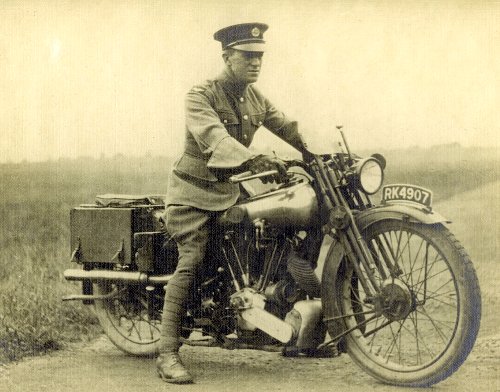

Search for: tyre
xmin=322 ymin=220 xmax=481 ymax=387
xmin=93 ymin=282 xmax=162 ymax=356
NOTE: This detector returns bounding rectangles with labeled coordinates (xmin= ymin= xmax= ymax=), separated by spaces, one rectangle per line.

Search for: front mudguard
xmin=320 ymin=203 xmax=449 ymax=339
xmin=354 ymin=203 xmax=449 ymax=232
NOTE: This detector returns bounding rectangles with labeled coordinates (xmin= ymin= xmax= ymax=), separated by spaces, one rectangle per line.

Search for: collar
xmin=217 ymin=68 xmax=249 ymax=98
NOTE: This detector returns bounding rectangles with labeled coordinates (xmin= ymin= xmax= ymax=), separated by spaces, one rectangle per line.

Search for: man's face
xmin=225 ymin=50 xmax=264 ymax=84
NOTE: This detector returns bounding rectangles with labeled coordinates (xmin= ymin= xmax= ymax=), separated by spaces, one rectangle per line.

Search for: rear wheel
xmin=93 ymin=282 xmax=162 ymax=356
xmin=323 ymin=220 xmax=481 ymax=387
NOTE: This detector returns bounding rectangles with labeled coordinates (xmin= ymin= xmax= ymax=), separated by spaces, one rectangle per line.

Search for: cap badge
xmin=251 ymin=27 xmax=260 ymax=37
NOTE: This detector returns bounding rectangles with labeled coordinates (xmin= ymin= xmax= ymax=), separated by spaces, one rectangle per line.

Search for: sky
xmin=0 ymin=0 xmax=499 ymax=162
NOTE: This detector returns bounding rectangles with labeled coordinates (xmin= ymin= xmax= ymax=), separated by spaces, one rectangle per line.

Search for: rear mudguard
xmin=320 ymin=204 xmax=449 ymax=339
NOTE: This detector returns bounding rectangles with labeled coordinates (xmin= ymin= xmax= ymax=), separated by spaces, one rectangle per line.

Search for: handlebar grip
xmin=229 ymin=170 xmax=278 ymax=184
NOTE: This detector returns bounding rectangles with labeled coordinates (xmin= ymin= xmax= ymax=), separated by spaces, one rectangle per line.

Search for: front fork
xmin=311 ymin=157 xmax=382 ymax=299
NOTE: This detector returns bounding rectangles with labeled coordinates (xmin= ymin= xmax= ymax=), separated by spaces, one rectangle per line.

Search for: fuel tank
xmin=221 ymin=181 xmax=319 ymax=228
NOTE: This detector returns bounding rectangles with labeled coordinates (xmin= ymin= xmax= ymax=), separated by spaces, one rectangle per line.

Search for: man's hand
xmin=247 ymin=155 xmax=288 ymax=184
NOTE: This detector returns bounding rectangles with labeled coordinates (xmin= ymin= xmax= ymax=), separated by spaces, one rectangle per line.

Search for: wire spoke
xmin=383 ymin=319 xmax=406 ymax=362
xmin=104 ymin=284 xmax=161 ymax=343
xmin=416 ymin=306 xmax=453 ymax=344
xmin=406 ymin=261 xmax=446 ymax=288
xmin=412 ymin=254 xmax=447 ymax=294
xmin=414 ymin=311 xmax=456 ymax=332
xmin=413 ymin=273 xmax=454 ymax=297
xmin=402 ymin=312 xmax=436 ymax=360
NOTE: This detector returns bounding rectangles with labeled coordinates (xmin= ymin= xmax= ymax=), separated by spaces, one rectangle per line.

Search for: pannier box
xmin=70 ymin=195 xmax=165 ymax=266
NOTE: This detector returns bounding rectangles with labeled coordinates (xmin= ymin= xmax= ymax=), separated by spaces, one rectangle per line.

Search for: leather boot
xmin=156 ymin=352 xmax=193 ymax=384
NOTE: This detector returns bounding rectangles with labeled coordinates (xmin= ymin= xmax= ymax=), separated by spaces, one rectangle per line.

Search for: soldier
xmin=157 ymin=22 xmax=307 ymax=384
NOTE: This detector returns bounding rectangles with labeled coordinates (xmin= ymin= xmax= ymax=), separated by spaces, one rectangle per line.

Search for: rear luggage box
xmin=70 ymin=194 xmax=167 ymax=269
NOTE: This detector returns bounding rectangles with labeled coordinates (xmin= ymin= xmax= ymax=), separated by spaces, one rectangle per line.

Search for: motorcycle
xmin=63 ymin=128 xmax=481 ymax=387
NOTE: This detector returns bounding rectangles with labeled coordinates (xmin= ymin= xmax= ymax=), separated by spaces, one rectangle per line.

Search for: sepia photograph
xmin=0 ymin=1 xmax=498 ymax=391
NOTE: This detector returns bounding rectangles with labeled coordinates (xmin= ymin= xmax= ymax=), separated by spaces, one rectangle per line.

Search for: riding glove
xmin=247 ymin=155 xmax=288 ymax=184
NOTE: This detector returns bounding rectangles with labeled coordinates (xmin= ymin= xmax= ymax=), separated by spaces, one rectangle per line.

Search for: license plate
xmin=381 ymin=184 xmax=433 ymax=209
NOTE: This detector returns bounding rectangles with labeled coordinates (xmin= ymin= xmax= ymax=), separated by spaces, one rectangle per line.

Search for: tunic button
xmin=239 ymin=97 xmax=244 ymax=102
xmin=243 ymin=114 xmax=249 ymax=120
xmin=243 ymin=134 xmax=248 ymax=139
xmin=258 ymin=121 xmax=263 ymax=125
xmin=223 ymin=119 xmax=228 ymax=124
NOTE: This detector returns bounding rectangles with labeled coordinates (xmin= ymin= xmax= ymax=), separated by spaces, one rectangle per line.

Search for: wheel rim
xmin=342 ymin=223 xmax=460 ymax=371
xmin=99 ymin=283 xmax=161 ymax=346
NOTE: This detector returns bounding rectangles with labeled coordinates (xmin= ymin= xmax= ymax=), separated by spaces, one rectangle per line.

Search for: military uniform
xmin=158 ymin=22 xmax=304 ymax=384
xmin=166 ymin=68 xmax=304 ymax=210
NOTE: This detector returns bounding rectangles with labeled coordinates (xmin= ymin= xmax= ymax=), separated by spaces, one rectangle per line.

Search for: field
xmin=0 ymin=146 xmax=498 ymax=363
xmin=0 ymin=156 xmax=171 ymax=362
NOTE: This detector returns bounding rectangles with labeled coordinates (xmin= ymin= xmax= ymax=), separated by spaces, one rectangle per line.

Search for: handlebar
xmin=228 ymin=157 xmax=311 ymax=184
xmin=228 ymin=170 xmax=279 ymax=184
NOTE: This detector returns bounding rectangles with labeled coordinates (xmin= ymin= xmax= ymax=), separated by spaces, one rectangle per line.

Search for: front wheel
xmin=322 ymin=220 xmax=481 ymax=387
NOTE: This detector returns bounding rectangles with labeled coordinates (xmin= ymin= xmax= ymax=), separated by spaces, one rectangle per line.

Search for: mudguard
xmin=354 ymin=203 xmax=449 ymax=232
xmin=320 ymin=203 xmax=449 ymax=337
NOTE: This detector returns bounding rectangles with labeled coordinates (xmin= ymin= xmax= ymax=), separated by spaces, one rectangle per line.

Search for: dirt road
xmin=1 ymin=183 xmax=499 ymax=392
xmin=1 ymin=331 xmax=499 ymax=392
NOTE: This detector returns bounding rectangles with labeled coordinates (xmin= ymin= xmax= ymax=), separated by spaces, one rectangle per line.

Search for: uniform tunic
xmin=166 ymin=68 xmax=304 ymax=211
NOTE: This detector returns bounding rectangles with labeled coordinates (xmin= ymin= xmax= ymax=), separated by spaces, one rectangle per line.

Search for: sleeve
xmin=185 ymin=90 xmax=255 ymax=169
xmin=258 ymin=92 xmax=306 ymax=152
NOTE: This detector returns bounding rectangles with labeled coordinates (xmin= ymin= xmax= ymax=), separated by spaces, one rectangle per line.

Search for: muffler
xmin=230 ymin=288 xmax=296 ymax=344
xmin=240 ymin=306 xmax=295 ymax=344
xmin=63 ymin=268 xmax=173 ymax=285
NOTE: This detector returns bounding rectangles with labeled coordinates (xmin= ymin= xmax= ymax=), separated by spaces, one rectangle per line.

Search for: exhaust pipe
xmin=63 ymin=268 xmax=173 ymax=285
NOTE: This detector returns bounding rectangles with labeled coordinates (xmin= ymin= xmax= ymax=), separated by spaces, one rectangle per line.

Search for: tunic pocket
xmin=218 ymin=110 xmax=240 ymax=126
xmin=250 ymin=112 xmax=266 ymax=128
xmin=217 ymin=110 xmax=240 ymax=138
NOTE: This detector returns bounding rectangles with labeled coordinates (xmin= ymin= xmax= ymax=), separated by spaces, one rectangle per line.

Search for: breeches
xmin=160 ymin=205 xmax=219 ymax=351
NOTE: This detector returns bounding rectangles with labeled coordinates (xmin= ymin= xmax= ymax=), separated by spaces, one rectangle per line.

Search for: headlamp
xmin=354 ymin=157 xmax=384 ymax=195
